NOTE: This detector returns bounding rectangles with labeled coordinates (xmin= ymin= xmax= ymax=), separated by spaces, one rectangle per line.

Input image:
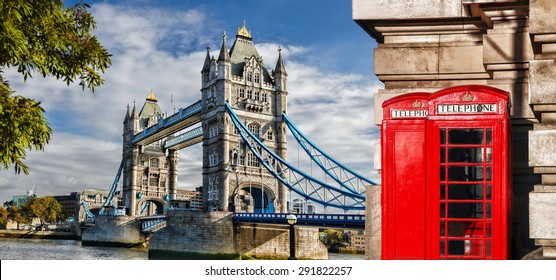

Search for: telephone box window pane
xmin=448 ymin=129 xmax=484 ymax=144
xmin=464 ymin=240 xmax=485 ymax=257
xmin=448 ymin=240 xmax=466 ymax=256
xmin=465 ymin=166 xmax=492 ymax=181
xmin=448 ymin=184 xmax=488 ymax=200
xmin=464 ymin=221 xmax=490 ymax=238
xmin=486 ymin=129 xmax=492 ymax=144
xmin=447 ymin=202 xmax=487 ymax=218
xmin=441 ymin=148 xmax=446 ymax=163
xmin=448 ymin=147 xmax=485 ymax=163
xmin=440 ymin=129 xmax=446 ymax=144
xmin=440 ymin=167 xmax=446 ymax=181
xmin=440 ymin=184 xmax=447 ymax=199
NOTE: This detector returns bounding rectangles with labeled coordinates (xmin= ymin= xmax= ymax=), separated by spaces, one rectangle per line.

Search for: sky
xmin=0 ymin=0 xmax=382 ymax=203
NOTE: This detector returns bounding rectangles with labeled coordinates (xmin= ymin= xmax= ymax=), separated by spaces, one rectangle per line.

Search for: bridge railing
xmin=133 ymin=100 xmax=202 ymax=144
xmin=164 ymin=126 xmax=203 ymax=149
xmin=139 ymin=215 xmax=167 ymax=232
xmin=232 ymin=213 xmax=365 ymax=228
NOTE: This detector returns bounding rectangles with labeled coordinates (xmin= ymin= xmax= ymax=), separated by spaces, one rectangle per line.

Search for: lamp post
xmin=286 ymin=214 xmax=297 ymax=260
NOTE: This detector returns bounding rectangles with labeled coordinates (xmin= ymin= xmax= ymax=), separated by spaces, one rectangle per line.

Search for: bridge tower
xmin=122 ymin=92 xmax=176 ymax=216
xmin=201 ymin=22 xmax=288 ymax=213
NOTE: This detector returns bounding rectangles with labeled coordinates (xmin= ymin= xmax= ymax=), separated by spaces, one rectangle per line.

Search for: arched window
xmin=150 ymin=158 xmax=159 ymax=168
xmin=247 ymin=152 xmax=259 ymax=167
xmin=254 ymin=73 xmax=260 ymax=83
xmin=239 ymin=88 xmax=245 ymax=98
xmin=261 ymin=93 xmax=267 ymax=102
xmin=247 ymin=90 xmax=252 ymax=99
xmin=267 ymin=130 xmax=273 ymax=141
xmin=254 ymin=92 xmax=260 ymax=101
xmin=247 ymin=72 xmax=252 ymax=82
xmin=248 ymin=123 xmax=260 ymax=138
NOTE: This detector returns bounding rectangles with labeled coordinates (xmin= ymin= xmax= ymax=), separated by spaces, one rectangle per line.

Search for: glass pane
xmin=448 ymin=147 xmax=484 ymax=163
xmin=448 ymin=240 xmax=466 ymax=255
xmin=464 ymin=221 xmax=490 ymax=238
xmin=486 ymin=240 xmax=492 ymax=258
xmin=464 ymin=240 xmax=485 ymax=257
xmin=440 ymin=167 xmax=446 ymax=181
xmin=440 ymin=184 xmax=447 ymax=200
xmin=441 ymin=147 xmax=446 ymax=163
xmin=448 ymin=129 xmax=484 ymax=144
xmin=447 ymin=202 xmax=487 ymax=218
xmin=486 ymin=129 xmax=492 ymax=144
xmin=448 ymin=184 xmax=489 ymax=200
xmin=441 ymin=129 xmax=446 ymax=144
xmin=485 ymin=147 xmax=492 ymax=163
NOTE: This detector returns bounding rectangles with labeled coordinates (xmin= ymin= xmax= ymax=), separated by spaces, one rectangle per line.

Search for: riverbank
xmin=0 ymin=229 xmax=80 ymax=240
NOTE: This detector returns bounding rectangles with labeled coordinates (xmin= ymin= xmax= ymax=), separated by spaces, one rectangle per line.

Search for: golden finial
xmin=146 ymin=89 xmax=157 ymax=102
xmin=237 ymin=20 xmax=252 ymax=38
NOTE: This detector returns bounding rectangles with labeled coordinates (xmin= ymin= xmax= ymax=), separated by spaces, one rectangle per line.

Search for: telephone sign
xmin=380 ymin=85 xmax=510 ymax=260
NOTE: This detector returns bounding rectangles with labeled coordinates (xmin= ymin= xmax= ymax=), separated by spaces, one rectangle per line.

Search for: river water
xmin=0 ymin=238 xmax=363 ymax=260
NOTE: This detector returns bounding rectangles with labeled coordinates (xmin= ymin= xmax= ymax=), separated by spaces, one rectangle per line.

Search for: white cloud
xmin=0 ymin=2 xmax=382 ymax=205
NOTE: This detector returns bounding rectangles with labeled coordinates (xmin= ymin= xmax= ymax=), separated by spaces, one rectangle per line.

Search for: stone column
xmin=527 ymin=0 xmax=556 ymax=259
xmin=168 ymin=149 xmax=179 ymax=200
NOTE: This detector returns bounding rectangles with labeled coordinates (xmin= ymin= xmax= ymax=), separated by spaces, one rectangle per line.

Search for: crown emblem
xmin=462 ymin=92 xmax=474 ymax=102
xmin=412 ymin=100 xmax=423 ymax=108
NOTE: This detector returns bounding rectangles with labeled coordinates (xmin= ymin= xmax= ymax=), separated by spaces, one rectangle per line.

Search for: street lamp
xmin=286 ymin=214 xmax=297 ymax=260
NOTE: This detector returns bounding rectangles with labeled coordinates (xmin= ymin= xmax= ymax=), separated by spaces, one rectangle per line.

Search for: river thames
xmin=0 ymin=238 xmax=364 ymax=260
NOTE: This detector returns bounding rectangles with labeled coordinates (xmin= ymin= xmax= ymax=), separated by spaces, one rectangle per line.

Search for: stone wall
xmin=81 ymin=215 xmax=145 ymax=247
xmin=148 ymin=210 xmax=327 ymax=259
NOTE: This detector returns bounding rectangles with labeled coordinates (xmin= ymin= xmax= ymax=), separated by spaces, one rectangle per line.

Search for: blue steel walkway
xmin=232 ymin=213 xmax=365 ymax=229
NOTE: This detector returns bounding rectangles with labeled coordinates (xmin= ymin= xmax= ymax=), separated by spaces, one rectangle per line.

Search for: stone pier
xmin=81 ymin=216 xmax=146 ymax=247
xmin=148 ymin=210 xmax=327 ymax=260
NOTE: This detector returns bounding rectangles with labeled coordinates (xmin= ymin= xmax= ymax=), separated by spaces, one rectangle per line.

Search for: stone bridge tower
xmin=201 ymin=23 xmax=288 ymax=213
xmin=122 ymin=92 xmax=178 ymax=216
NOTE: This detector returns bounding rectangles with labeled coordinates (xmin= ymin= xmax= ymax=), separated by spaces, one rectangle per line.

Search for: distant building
xmin=170 ymin=187 xmax=203 ymax=211
xmin=52 ymin=192 xmax=80 ymax=221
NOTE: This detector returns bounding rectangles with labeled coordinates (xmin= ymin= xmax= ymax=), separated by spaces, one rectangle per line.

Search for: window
xmin=248 ymin=123 xmax=260 ymax=138
xmin=254 ymin=73 xmax=260 ymax=83
xmin=208 ymin=177 xmax=219 ymax=201
xmin=239 ymin=88 xmax=245 ymax=98
xmin=254 ymin=92 xmax=260 ymax=101
xmin=267 ymin=130 xmax=273 ymax=141
xmin=247 ymin=90 xmax=252 ymax=99
xmin=209 ymin=123 xmax=219 ymax=138
xmin=247 ymin=72 xmax=252 ymax=82
xmin=209 ymin=153 xmax=219 ymax=167
xmin=247 ymin=152 xmax=259 ymax=167
xmin=149 ymin=174 xmax=159 ymax=186
xmin=262 ymin=93 xmax=267 ymax=102
xmin=150 ymin=158 xmax=159 ymax=168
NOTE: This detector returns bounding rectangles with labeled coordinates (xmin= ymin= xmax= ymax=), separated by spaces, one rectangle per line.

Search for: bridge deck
xmin=232 ymin=213 xmax=365 ymax=229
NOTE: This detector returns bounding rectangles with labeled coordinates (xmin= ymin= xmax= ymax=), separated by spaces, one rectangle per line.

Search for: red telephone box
xmin=381 ymin=85 xmax=510 ymax=260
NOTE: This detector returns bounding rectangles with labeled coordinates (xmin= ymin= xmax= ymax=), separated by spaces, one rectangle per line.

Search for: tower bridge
xmin=82 ymin=23 xmax=375 ymax=259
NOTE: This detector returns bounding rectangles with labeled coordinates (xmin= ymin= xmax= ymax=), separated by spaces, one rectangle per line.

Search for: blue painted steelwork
xmin=139 ymin=215 xmax=166 ymax=232
xmin=139 ymin=201 xmax=150 ymax=215
xmin=99 ymin=160 xmax=123 ymax=216
xmin=163 ymin=126 xmax=203 ymax=149
xmin=225 ymin=103 xmax=365 ymax=211
xmin=133 ymin=100 xmax=202 ymax=144
xmin=233 ymin=213 xmax=365 ymax=229
xmin=81 ymin=201 xmax=96 ymax=221
xmin=283 ymin=113 xmax=377 ymax=197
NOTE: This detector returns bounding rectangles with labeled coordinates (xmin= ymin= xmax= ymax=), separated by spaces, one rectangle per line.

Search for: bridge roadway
xmin=138 ymin=212 xmax=365 ymax=231
xmin=133 ymin=100 xmax=202 ymax=146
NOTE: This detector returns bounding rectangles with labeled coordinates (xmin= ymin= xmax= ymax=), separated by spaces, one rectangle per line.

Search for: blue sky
xmin=0 ymin=0 xmax=382 ymax=203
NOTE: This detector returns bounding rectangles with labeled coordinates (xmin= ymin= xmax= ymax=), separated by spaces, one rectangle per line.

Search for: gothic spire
xmin=131 ymin=99 xmax=138 ymax=119
xmin=201 ymin=44 xmax=211 ymax=74
xmin=217 ymin=32 xmax=230 ymax=62
xmin=274 ymin=46 xmax=287 ymax=76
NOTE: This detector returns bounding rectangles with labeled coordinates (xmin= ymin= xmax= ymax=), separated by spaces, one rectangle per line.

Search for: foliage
xmin=0 ymin=206 xmax=7 ymax=228
xmin=0 ymin=0 xmax=111 ymax=174
xmin=21 ymin=196 xmax=63 ymax=225
xmin=322 ymin=229 xmax=344 ymax=248
xmin=8 ymin=206 xmax=29 ymax=228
